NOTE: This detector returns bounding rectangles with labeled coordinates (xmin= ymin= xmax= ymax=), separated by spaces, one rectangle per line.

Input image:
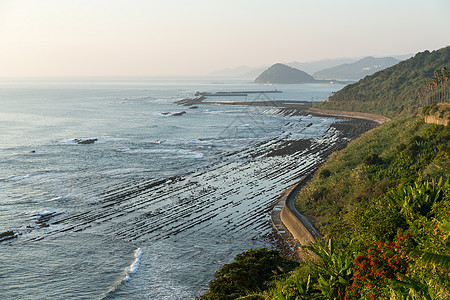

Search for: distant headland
xmin=254 ymin=63 xmax=345 ymax=84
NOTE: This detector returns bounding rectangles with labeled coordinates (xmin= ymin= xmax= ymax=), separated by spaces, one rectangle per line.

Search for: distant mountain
xmin=209 ymin=58 xmax=357 ymax=78
xmin=254 ymin=63 xmax=318 ymax=84
xmin=286 ymin=58 xmax=356 ymax=75
xmin=315 ymin=46 xmax=450 ymax=117
xmin=208 ymin=55 xmax=412 ymax=78
xmin=313 ymin=56 xmax=400 ymax=80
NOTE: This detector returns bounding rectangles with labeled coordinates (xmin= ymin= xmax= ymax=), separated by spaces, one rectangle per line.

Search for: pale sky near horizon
xmin=0 ymin=0 xmax=449 ymax=77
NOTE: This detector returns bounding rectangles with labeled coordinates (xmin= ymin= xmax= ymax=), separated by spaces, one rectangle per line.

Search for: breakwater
xmin=195 ymin=90 xmax=282 ymax=97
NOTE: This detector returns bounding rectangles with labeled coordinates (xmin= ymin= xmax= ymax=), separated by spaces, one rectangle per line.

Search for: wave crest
xmin=123 ymin=247 xmax=143 ymax=282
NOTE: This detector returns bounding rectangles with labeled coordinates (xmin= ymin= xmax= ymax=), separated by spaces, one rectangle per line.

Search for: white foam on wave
xmin=156 ymin=138 xmax=212 ymax=145
xmin=44 ymin=196 xmax=62 ymax=202
xmin=118 ymin=148 xmax=204 ymax=159
xmin=123 ymin=247 xmax=143 ymax=282
xmin=192 ymin=153 xmax=204 ymax=159
xmin=1 ymin=174 xmax=34 ymax=182
xmin=60 ymin=138 xmax=83 ymax=144
xmin=99 ymin=168 xmax=146 ymax=176
xmin=99 ymin=247 xmax=144 ymax=299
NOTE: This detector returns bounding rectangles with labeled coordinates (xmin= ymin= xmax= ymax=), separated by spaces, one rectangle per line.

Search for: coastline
xmin=177 ymin=97 xmax=387 ymax=257
xmin=271 ymin=109 xmax=389 ymax=257
xmin=176 ymin=96 xmax=391 ymax=125
xmin=306 ymin=107 xmax=391 ymax=124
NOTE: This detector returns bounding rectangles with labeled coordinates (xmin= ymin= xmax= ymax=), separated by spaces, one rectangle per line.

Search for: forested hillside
xmin=316 ymin=46 xmax=450 ymax=117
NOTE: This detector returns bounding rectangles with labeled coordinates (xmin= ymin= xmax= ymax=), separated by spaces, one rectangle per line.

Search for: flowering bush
xmin=345 ymin=229 xmax=409 ymax=299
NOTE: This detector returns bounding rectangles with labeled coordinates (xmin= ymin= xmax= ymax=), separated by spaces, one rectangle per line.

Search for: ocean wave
xmin=1 ymin=174 xmax=35 ymax=182
xmin=157 ymin=138 xmax=213 ymax=146
xmin=123 ymin=248 xmax=143 ymax=282
xmin=44 ymin=196 xmax=63 ymax=202
xmin=1 ymin=171 xmax=76 ymax=186
xmin=99 ymin=168 xmax=147 ymax=176
xmin=117 ymin=148 xmax=204 ymax=158
xmin=146 ymin=97 xmax=178 ymax=104
xmin=99 ymin=247 xmax=144 ymax=300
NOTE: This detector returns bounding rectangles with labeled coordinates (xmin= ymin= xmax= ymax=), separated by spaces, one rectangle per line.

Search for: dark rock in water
xmin=0 ymin=230 xmax=17 ymax=242
xmin=175 ymin=95 xmax=205 ymax=105
xmin=32 ymin=211 xmax=61 ymax=228
xmin=75 ymin=138 xmax=98 ymax=144
xmin=171 ymin=111 xmax=186 ymax=116
xmin=30 ymin=150 xmax=36 ymax=153
xmin=188 ymin=106 xmax=198 ymax=109
xmin=36 ymin=212 xmax=58 ymax=224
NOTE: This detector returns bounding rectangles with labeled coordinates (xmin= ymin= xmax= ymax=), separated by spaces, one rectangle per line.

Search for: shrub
xmin=200 ymin=248 xmax=299 ymax=300
xmin=319 ymin=169 xmax=332 ymax=179
xmin=345 ymin=230 xmax=410 ymax=300
xmin=363 ymin=153 xmax=383 ymax=166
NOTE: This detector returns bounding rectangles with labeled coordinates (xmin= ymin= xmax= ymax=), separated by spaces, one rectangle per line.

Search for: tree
xmin=200 ymin=248 xmax=299 ymax=300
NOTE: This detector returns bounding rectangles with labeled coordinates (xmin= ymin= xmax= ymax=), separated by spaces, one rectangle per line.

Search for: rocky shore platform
xmin=175 ymin=96 xmax=384 ymax=257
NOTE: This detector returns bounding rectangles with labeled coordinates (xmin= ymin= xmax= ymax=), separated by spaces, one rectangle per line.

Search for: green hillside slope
xmin=316 ymin=46 xmax=450 ymax=117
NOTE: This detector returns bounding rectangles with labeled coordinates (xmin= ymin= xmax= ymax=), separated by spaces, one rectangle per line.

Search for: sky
xmin=0 ymin=0 xmax=449 ymax=77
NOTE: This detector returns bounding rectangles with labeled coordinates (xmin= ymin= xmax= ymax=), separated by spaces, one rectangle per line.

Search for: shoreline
xmin=306 ymin=107 xmax=391 ymax=124
xmin=177 ymin=97 xmax=387 ymax=257
xmin=176 ymin=96 xmax=391 ymax=125
xmin=271 ymin=109 xmax=389 ymax=257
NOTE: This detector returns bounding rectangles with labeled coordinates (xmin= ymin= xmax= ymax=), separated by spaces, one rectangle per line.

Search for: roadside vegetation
xmin=296 ymin=117 xmax=450 ymax=233
xmin=200 ymin=118 xmax=450 ymax=300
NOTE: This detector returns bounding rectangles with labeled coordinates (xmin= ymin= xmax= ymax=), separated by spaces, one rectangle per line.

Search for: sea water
xmin=0 ymin=77 xmax=343 ymax=299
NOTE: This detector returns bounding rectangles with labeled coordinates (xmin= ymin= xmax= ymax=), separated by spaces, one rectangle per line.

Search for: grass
xmin=295 ymin=116 xmax=449 ymax=233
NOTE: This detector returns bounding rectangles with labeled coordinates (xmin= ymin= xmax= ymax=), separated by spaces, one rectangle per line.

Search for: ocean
xmin=0 ymin=77 xmax=344 ymax=299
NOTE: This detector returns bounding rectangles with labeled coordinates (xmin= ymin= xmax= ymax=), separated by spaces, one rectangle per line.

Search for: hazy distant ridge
xmin=208 ymin=58 xmax=358 ymax=78
xmin=313 ymin=56 xmax=400 ymax=80
xmin=286 ymin=58 xmax=356 ymax=76
xmin=208 ymin=55 xmax=412 ymax=79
